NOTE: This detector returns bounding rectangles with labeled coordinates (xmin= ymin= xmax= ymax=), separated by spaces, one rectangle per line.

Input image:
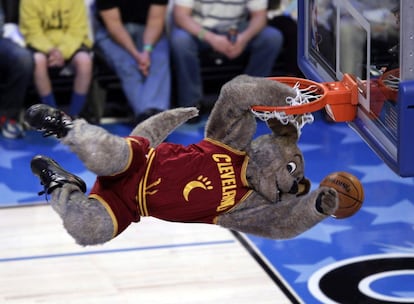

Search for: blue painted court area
xmin=245 ymin=115 xmax=414 ymax=304
xmin=0 ymin=113 xmax=413 ymax=303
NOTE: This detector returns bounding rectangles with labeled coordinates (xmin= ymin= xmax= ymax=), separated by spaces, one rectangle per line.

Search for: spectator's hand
xmin=48 ymin=48 xmax=65 ymax=67
xmin=227 ymin=33 xmax=248 ymax=59
xmin=132 ymin=51 xmax=151 ymax=77
xmin=139 ymin=51 xmax=151 ymax=76
xmin=209 ymin=34 xmax=234 ymax=56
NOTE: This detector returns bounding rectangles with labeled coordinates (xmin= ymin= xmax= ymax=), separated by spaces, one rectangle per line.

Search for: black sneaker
xmin=31 ymin=155 xmax=87 ymax=195
xmin=25 ymin=104 xmax=73 ymax=138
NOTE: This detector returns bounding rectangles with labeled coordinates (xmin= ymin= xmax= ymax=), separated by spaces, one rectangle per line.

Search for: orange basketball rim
xmin=251 ymin=73 xmax=359 ymax=123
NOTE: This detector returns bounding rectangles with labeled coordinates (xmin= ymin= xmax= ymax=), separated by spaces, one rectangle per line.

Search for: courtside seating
xmin=6 ymin=0 xmax=284 ymax=122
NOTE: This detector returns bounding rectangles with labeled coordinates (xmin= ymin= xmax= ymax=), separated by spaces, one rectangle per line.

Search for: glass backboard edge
xmin=397 ymin=80 xmax=414 ymax=177
xmin=349 ymin=115 xmax=399 ymax=174
xmin=297 ymin=0 xmax=414 ymax=177
xmin=298 ymin=0 xmax=327 ymax=83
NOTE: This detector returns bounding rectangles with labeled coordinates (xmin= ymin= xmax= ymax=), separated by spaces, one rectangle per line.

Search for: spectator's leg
xmin=169 ymin=27 xmax=203 ymax=107
xmin=268 ymin=16 xmax=302 ymax=76
xmin=0 ymin=39 xmax=33 ymax=119
xmin=125 ymin=23 xmax=171 ymax=114
xmin=244 ymin=26 xmax=283 ymax=76
xmin=139 ymin=36 xmax=171 ymax=113
xmin=70 ymin=51 xmax=93 ymax=116
xmin=94 ymin=38 xmax=144 ymax=117
xmin=33 ymin=52 xmax=56 ymax=106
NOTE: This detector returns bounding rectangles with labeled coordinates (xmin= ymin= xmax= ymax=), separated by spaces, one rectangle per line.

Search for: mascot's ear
xmin=266 ymin=118 xmax=299 ymax=142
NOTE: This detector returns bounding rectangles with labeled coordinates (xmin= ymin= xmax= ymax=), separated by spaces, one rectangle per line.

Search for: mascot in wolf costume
xmin=26 ymin=75 xmax=338 ymax=246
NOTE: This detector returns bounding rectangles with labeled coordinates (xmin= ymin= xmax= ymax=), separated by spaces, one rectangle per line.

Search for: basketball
xmin=319 ymin=172 xmax=364 ymax=219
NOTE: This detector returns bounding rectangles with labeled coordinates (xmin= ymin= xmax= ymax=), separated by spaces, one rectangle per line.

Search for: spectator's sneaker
xmin=0 ymin=117 xmax=25 ymax=139
xmin=25 ymin=104 xmax=73 ymax=138
xmin=30 ymin=155 xmax=87 ymax=195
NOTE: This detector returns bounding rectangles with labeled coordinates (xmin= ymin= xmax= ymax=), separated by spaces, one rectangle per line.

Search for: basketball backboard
xmin=298 ymin=0 xmax=414 ymax=177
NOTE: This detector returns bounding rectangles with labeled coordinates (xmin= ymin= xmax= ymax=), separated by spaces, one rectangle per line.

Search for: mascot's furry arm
xmin=204 ymin=75 xmax=338 ymax=239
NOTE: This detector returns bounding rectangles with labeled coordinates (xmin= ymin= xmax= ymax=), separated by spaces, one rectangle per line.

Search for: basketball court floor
xmin=1 ymin=109 xmax=413 ymax=303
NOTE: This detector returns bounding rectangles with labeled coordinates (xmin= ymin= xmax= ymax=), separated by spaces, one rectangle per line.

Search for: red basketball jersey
xmin=89 ymin=136 xmax=252 ymax=237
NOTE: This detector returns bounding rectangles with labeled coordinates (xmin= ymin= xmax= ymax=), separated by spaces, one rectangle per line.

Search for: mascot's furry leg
xmin=26 ymin=105 xmax=198 ymax=245
xmin=30 ymin=154 xmax=115 ymax=246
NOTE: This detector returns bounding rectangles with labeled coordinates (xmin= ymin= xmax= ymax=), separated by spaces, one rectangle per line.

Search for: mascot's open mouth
xmin=277 ymin=177 xmax=311 ymax=202
xmin=297 ymin=178 xmax=311 ymax=196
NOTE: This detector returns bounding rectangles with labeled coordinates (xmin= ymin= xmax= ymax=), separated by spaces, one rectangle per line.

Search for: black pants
xmin=268 ymin=15 xmax=303 ymax=77
xmin=0 ymin=38 xmax=34 ymax=119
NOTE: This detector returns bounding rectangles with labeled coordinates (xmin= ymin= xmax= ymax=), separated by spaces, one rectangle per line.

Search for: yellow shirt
xmin=19 ymin=0 xmax=92 ymax=59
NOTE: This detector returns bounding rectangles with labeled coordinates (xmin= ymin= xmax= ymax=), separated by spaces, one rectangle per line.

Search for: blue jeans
xmin=95 ymin=23 xmax=171 ymax=116
xmin=0 ymin=38 xmax=34 ymax=118
xmin=169 ymin=26 xmax=283 ymax=107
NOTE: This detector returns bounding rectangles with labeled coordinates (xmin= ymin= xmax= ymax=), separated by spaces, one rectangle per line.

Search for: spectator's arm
xmin=173 ymin=4 xmax=219 ymax=47
xmin=99 ymin=7 xmax=140 ymax=60
xmin=3 ymin=23 xmax=26 ymax=47
xmin=0 ymin=4 xmax=4 ymax=30
xmin=19 ymin=0 xmax=54 ymax=53
xmin=143 ymin=4 xmax=167 ymax=48
xmin=173 ymin=5 xmax=203 ymax=37
xmin=238 ymin=9 xmax=267 ymax=45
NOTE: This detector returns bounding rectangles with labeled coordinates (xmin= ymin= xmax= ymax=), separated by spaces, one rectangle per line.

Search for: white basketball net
xmin=251 ymin=82 xmax=323 ymax=133
xmin=382 ymin=73 xmax=400 ymax=90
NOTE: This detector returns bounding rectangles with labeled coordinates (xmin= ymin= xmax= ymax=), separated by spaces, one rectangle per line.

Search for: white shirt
xmin=174 ymin=0 xmax=268 ymax=30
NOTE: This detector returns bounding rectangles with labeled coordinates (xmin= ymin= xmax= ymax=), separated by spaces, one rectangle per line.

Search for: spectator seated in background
xmin=19 ymin=0 xmax=93 ymax=117
xmin=338 ymin=0 xmax=399 ymax=79
xmin=169 ymin=0 xmax=284 ymax=114
xmin=93 ymin=0 xmax=171 ymax=124
xmin=267 ymin=0 xmax=303 ymax=77
xmin=0 ymin=0 xmax=33 ymax=139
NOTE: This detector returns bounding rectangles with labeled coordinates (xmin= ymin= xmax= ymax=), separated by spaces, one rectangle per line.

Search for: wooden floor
xmin=0 ymin=203 xmax=291 ymax=304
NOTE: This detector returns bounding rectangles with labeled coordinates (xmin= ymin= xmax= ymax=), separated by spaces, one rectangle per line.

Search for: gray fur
xmin=206 ymin=75 xmax=337 ymax=239
xmin=46 ymin=74 xmax=338 ymax=245
xmin=51 ymin=184 xmax=114 ymax=245
xmin=130 ymin=107 xmax=199 ymax=147
xmin=61 ymin=119 xmax=130 ymax=176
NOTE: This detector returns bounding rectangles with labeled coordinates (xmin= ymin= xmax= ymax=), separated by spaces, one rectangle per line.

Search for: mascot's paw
xmin=315 ymin=187 xmax=338 ymax=215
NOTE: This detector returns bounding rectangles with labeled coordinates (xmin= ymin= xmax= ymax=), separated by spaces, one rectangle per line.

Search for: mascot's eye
xmin=287 ymin=162 xmax=297 ymax=174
